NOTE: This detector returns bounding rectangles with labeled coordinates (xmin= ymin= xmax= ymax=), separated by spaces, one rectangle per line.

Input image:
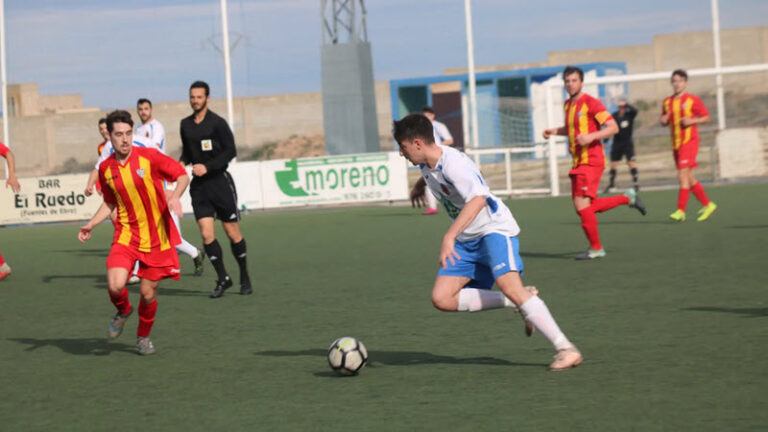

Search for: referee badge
xmin=136 ymin=168 xmax=145 ymax=178
xmin=201 ymin=139 xmax=213 ymax=151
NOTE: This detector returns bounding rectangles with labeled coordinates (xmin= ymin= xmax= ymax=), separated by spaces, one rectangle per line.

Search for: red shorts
xmin=106 ymin=243 xmax=180 ymax=281
xmin=569 ymin=165 xmax=604 ymax=199
xmin=674 ymin=142 xmax=699 ymax=169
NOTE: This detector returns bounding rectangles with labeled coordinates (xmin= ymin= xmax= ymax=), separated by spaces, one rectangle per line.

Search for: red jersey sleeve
xmin=662 ymin=97 xmax=671 ymax=115
xmin=0 ymin=142 xmax=9 ymax=158
xmin=99 ymin=164 xmax=117 ymax=206
xmin=692 ymin=96 xmax=709 ymax=118
xmin=590 ymin=97 xmax=612 ymax=125
xmin=151 ymin=149 xmax=187 ymax=182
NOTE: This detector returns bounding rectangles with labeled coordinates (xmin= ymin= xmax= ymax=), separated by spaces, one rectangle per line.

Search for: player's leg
xmin=670 ymin=166 xmax=691 ymax=221
xmin=689 ymin=169 xmax=717 ymax=221
xmin=0 ymin=252 xmax=11 ymax=280
xmin=222 ymin=221 xmax=252 ymax=295
xmin=136 ymin=277 xmax=159 ymax=355
xmin=495 ymin=271 xmax=582 ymax=370
xmin=198 ymin=216 xmax=233 ymax=298
xmin=105 ymin=247 xmax=135 ymax=340
xmin=604 ymin=151 xmax=619 ymax=193
xmin=423 ymin=189 xmax=439 ymax=215
xmin=170 ymin=211 xmax=205 ymax=276
xmin=128 ymin=261 xmax=140 ymax=284
xmin=572 ymin=187 xmax=604 ymax=259
xmin=627 ymin=140 xmax=639 ymax=190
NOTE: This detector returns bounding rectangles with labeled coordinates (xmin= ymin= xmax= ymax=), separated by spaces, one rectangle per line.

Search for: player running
xmin=394 ymin=113 xmax=582 ymax=371
xmin=0 ymin=141 xmax=21 ymax=281
xmin=136 ymin=97 xmax=206 ymax=275
xmin=78 ymin=110 xmax=190 ymax=355
xmin=660 ymin=69 xmax=717 ymax=222
xmin=543 ymin=66 xmax=646 ymax=260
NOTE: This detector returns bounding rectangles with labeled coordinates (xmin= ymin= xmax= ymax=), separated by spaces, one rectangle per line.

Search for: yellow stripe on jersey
xmin=139 ymin=156 xmax=171 ymax=251
xmin=567 ymin=103 xmax=578 ymax=166
xmin=672 ymin=98 xmax=682 ymax=150
xmin=106 ymin=168 xmax=133 ymax=247
xmin=118 ymin=163 xmax=151 ymax=252
xmin=579 ymin=104 xmax=589 ymax=165
xmin=683 ymin=96 xmax=693 ymax=144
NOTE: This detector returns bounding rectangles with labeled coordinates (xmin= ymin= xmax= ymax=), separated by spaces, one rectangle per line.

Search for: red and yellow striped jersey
xmin=563 ymin=94 xmax=612 ymax=168
xmin=662 ymin=93 xmax=708 ymax=150
xmin=98 ymin=146 xmax=186 ymax=253
xmin=97 ymin=140 xmax=106 ymax=157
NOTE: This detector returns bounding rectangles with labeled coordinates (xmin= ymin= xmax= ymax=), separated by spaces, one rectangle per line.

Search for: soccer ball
xmin=327 ymin=337 xmax=368 ymax=376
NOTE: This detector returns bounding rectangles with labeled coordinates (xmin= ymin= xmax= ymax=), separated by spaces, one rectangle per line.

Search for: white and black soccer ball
xmin=327 ymin=337 xmax=368 ymax=376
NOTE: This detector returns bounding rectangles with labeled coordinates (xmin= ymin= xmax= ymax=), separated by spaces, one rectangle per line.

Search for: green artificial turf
xmin=0 ymin=183 xmax=766 ymax=431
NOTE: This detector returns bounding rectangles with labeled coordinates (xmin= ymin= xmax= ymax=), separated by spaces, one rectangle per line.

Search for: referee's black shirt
xmin=612 ymin=104 xmax=637 ymax=143
xmin=180 ymin=109 xmax=237 ymax=179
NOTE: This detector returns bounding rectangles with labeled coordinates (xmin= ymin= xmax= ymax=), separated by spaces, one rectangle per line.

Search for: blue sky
xmin=4 ymin=0 xmax=766 ymax=109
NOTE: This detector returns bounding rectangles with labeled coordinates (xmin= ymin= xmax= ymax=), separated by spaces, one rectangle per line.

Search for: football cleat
xmin=624 ymin=188 xmax=647 ymax=216
xmin=240 ymin=274 xmax=253 ymax=296
xmin=108 ymin=308 xmax=133 ymax=340
xmin=669 ymin=209 xmax=686 ymax=222
xmin=0 ymin=262 xmax=11 ymax=281
xmin=209 ymin=276 xmax=233 ymax=298
xmin=696 ymin=202 xmax=717 ymax=222
xmin=603 ymin=185 xmax=616 ymax=194
xmin=422 ymin=208 xmax=438 ymax=215
xmin=574 ymin=248 xmax=606 ymax=260
xmin=136 ymin=337 xmax=155 ymax=355
xmin=193 ymin=249 xmax=206 ymax=277
xmin=127 ymin=274 xmax=141 ymax=285
xmin=549 ymin=346 xmax=583 ymax=371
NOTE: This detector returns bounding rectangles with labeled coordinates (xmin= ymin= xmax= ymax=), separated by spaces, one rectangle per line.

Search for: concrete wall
xmin=2 ymin=81 xmax=393 ymax=177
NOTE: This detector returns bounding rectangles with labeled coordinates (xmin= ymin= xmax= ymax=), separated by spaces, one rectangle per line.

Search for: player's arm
xmin=682 ymin=98 xmax=710 ymax=127
xmin=577 ymin=118 xmax=618 ymax=145
xmin=542 ymin=126 xmax=568 ymax=139
xmin=437 ymin=123 xmax=454 ymax=147
xmin=179 ymin=126 xmax=191 ymax=166
xmin=410 ymin=177 xmax=427 ymax=208
xmin=626 ymin=104 xmax=638 ymax=119
xmin=440 ymin=195 xmax=486 ymax=268
xmin=660 ymin=100 xmax=671 ymax=125
xmin=84 ymin=169 xmax=99 ymax=196
xmin=78 ymin=201 xmax=115 ymax=243
xmin=155 ymin=152 xmax=190 ymax=216
xmin=3 ymin=149 xmax=20 ymax=193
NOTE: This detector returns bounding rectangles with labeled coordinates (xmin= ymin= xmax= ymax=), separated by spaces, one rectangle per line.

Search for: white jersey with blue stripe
xmin=420 ymin=145 xmax=520 ymax=242
xmin=135 ymin=119 xmax=166 ymax=154
xmin=94 ymin=134 xmax=152 ymax=169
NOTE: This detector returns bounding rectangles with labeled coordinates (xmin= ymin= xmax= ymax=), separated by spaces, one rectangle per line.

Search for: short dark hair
xmin=98 ymin=117 xmax=107 ymax=125
xmin=671 ymin=69 xmax=688 ymax=81
xmin=563 ymin=66 xmax=584 ymax=81
xmin=190 ymin=80 xmax=210 ymax=96
xmin=105 ymin=110 xmax=134 ymax=133
xmin=393 ymin=114 xmax=435 ymax=145
xmin=136 ymin=98 xmax=152 ymax=107
xmin=422 ymin=106 xmax=435 ymax=114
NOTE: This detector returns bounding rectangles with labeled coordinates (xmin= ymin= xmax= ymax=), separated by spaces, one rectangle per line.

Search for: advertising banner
xmin=259 ymin=152 xmax=408 ymax=209
xmin=0 ymin=173 xmax=102 ymax=225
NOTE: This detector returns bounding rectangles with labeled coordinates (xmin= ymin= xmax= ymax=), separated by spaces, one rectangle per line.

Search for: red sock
xmin=690 ymin=182 xmax=710 ymax=206
xmin=677 ymin=188 xmax=690 ymax=212
xmin=578 ymin=207 xmax=602 ymax=250
xmin=0 ymin=253 xmax=5 ymax=265
xmin=137 ymin=299 xmax=157 ymax=338
xmin=108 ymin=287 xmax=132 ymax=316
xmin=591 ymin=195 xmax=630 ymax=213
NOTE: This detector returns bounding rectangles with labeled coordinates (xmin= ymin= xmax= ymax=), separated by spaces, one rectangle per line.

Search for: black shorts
xmin=610 ymin=140 xmax=635 ymax=162
xmin=189 ymin=171 xmax=240 ymax=222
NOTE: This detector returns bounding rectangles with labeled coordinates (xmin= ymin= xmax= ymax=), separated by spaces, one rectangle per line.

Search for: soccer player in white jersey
xmin=136 ymin=98 xmax=166 ymax=153
xmin=135 ymin=98 xmax=205 ymax=277
xmin=393 ymin=114 xmax=583 ymax=371
xmin=418 ymin=107 xmax=455 ymax=215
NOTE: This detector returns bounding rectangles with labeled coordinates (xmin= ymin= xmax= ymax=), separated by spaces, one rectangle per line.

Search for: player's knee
xmin=431 ymin=292 xmax=457 ymax=311
xmin=141 ymin=292 xmax=156 ymax=304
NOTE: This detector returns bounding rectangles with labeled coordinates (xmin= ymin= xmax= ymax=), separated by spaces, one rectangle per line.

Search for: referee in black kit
xmin=180 ymin=80 xmax=252 ymax=298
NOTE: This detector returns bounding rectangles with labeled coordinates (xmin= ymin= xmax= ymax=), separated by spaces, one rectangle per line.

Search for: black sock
xmin=230 ymin=239 xmax=250 ymax=283
xmin=609 ymin=169 xmax=617 ymax=187
xmin=204 ymin=240 xmax=229 ymax=281
xmin=630 ymin=167 xmax=639 ymax=184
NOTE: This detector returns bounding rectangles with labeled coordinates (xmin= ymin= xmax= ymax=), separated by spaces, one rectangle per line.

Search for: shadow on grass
xmin=256 ymin=348 xmax=545 ymax=371
xmin=41 ymin=274 xmax=207 ymax=297
xmin=8 ymin=337 xmax=134 ymax=356
xmin=683 ymin=306 xmax=768 ymax=318
xmin=520 ymin=251 xmax=580 ymax=260
xmin=726 ymin=225 xmax=768 ymax=229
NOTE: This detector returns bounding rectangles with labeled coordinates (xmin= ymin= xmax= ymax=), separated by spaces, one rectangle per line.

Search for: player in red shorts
xmin=660 ymin=69 xmax=716 ymax=222
xmin=543 ymin=66 xmax=646 ymax=260
xmin=0 ymin=141 xmax=21 ymax=281
xmin=78 ymin=110 xmax=189 ymax=355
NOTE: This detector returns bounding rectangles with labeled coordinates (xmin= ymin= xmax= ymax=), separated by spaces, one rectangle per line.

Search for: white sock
xmin=132 ymin=261 xmax=139 ymax=277
xmin=171 ymin=212 xmax=199 ymax=258
xmin=457 ymin=288 xmax=516 ymax=312
xmin=519 ymin=296 xmax=573 ymax=351
xmin=426 ymin=189 xmax=438 ymax=210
